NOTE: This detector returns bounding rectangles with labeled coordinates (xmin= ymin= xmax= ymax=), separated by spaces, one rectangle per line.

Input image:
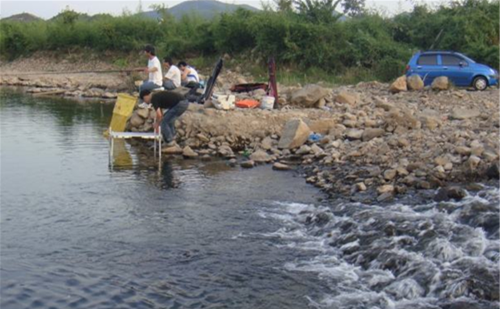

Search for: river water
xmin=1 ymin=89 xmax=499 ymax=309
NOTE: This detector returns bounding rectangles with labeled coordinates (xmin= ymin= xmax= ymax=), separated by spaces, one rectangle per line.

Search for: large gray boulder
xmin=432 ymin=76 xmax=449 ymax=90
xmin=261 ymin=136 xmax=273 ymax=150
xmin=345 ymin=129 xmax=364 ymax=140
xmin=362 ymin=128 xmax=385 ymax=141
xmin=389 ymin=76 xmax=407 ymax=93
xmin=278 ymin=118 xmax=311 ymax=149
xmin=129 ymin=113 xmax=145 ymax=127
xmin=136 ymin=108 xmax=150 ymax=119
xmin=335 ymin=91 xmax=360 ymax=105
xmin=218 ymin=145 xmax=235 ymax=158
xmin=290 ymin=84 xmax=330 ymax=107
xmin=451 ymin=108 xmax=480 ymax=120
xmin=250 ymin=149 xmax=272 ymax=163
xmin=407 ymin=74 xmax=424 ymax=91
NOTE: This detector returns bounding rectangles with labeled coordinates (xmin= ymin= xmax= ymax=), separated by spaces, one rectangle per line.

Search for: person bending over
xmin=163 ymin=57 xmax=181 ymax=90
xmin=139 ymin=45 xmax=163 ymax=92
xmin=178 ymin=61 xmax=200 ymax=89
xmin=139 ymin=89 xmax=189 ymax=146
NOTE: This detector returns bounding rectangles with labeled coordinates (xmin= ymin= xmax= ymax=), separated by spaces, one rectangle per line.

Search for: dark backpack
xmin=185 ymin=58 xmax=224 ymax=104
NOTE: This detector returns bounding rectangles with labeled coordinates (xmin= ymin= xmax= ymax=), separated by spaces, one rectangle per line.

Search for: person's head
xmin=178 ymin=61 xmax=187 ymax=71
xmin=144 ymin=45 xmax=156 ymax=58
xmin=139 ymin=89 xmax=152 ymax=103
xmin=163 ymin=56 xmax=173 ymax=69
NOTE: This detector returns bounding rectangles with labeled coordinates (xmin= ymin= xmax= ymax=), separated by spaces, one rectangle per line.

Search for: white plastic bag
xmin=212 ymin=94 xmax=235 ymax=110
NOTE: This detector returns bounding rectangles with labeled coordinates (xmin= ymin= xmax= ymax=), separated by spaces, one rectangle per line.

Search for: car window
xmin=417 ymin=55 xmax=438 ymax=65
xmin=441 ymin=55 xmax=464 ymax=66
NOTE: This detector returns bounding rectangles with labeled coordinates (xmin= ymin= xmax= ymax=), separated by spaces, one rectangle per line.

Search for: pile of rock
xmin=0 ymin=63 xmax=336 ymax=107
xmin=128 ymin=107 xmax=156 ymax=132
xmin=126 ymin=103 xmax=336 ymax=162
xmin=6 ymin=58 xmax=495 ymax=202
xmin=0 ymin=76 xmax=121 ymax=99
xmin=390 ymin=74 xmax=451 ymax=93
xmin=125 ymin=80 xmax=499 ymax=202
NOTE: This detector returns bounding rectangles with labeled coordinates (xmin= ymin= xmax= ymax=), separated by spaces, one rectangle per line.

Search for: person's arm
xmin=154 ymin=108 xmax=163 ymax=133
xmin=145 ymin=59 xmax=160 ymax=74
xmin=145 ymin=66 xmax=158 ymax=74
xmin=164 ymin=68 xmax=173 ymax=81
xmin=181 ymin=68 xmax=190 ymax=81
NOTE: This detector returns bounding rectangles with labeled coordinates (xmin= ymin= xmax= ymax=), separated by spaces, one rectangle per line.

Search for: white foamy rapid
xmin=259 ymin=186 xmax=500 ymax=309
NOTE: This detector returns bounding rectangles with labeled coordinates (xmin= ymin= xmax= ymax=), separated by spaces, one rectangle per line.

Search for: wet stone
xmin=273 ymin=162 xmax=291 ymax=171
xmin=485 ymin=163 xmax=500 ymax=179
xmin=377 ymin=192 xmax=394 ymax=203
xmin=434 ymin=186 xmax=467 ymax=202
xmin=240 ymin=160 xmax=255 ymax=168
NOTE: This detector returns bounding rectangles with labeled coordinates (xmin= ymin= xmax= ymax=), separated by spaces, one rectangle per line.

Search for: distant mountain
xmin=141 ymin=0 xmax=259 ymax=20
xmin=1 ymin=13 xmax=43 ymax=22
xmin=1 ymin=1 xmax=259 ymax=23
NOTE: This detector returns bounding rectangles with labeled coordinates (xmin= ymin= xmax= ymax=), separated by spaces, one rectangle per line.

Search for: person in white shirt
xmin=178 ymin=61 xmax=200 ymax=88
xmin=162 ymin=57 xmax=181 ymax=90
xmin=139 ymin=45 xmax=163 ymax=92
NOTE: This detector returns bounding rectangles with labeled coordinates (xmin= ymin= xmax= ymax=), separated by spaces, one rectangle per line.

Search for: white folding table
xmin=108 ymin=126 xmax=162 ymax=168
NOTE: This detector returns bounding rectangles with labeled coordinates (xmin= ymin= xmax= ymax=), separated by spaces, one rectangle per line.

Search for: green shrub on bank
xmin=392 ymin=0 xmax=499 ymax=69
xmin=0 ymin=0 xmax=498 ymax=83
xmin=0 ymin=21 xmax=48 ymax=57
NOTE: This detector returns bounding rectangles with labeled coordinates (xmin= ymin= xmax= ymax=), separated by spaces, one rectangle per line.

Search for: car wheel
xmin=472 ymin=76 xmax=488 ymax=91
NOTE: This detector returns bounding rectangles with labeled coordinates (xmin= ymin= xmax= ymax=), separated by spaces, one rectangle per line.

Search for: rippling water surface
xmin=1 ymin=89 xmax=499 ymax=309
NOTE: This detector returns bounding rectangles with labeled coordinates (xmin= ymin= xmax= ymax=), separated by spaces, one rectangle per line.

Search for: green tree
xmin=274 ymin=0 xmax=294 ymax=12
xmin=59 ymin=7 xmax=80 ymax=25
xmin=342 ymin=0 xmax=365 ymax=16
xmin=293 ymin=0 xmax=365 ymax=23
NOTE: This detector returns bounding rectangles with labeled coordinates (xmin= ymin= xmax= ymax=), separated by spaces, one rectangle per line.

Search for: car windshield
xmin=459 ymin=54 xmax=476 ymax=63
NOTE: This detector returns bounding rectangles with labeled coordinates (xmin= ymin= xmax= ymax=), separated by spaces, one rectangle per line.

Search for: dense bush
xmin=0 ymin=0 xmax=498 ymax=82
xmin=392 ymin=0 xmax=499 ymax=68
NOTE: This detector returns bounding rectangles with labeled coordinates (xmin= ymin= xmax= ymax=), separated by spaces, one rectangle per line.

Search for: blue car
xmin=406 ymin=51 xmax=499 ymax=91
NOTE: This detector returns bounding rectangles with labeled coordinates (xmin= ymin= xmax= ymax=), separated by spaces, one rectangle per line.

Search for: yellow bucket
xmin=104 ymin=93 xmax=137 ymax=136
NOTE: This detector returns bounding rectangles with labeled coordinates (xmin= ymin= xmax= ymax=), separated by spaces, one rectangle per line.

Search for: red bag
xmin=236 ymin=99 xmax=260 ymax=109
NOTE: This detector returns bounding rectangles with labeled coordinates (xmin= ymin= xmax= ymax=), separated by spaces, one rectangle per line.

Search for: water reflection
xmin=0 ymin=88 xmax=114 ymax=132
xmin=110 ymin=139 xmax=133 ymax=166
xmin=109 ymin=140 xmax=236 ymax=191
xmin=0 ymin=89 xmax=330 ymax=309
xmin=108 ymin=134 xmax=235 ymax=191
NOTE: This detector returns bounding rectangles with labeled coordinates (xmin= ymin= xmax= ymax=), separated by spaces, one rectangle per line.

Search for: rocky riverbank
xmin=127 ymin=78 xmax=499 ymax=202
xmin=0 ymin=53 xmax=132 ymax=99
xmin=2 ymin=55 xmax=499 ymax=201
xmin=0 ymin=52 xmax=254 ymax=99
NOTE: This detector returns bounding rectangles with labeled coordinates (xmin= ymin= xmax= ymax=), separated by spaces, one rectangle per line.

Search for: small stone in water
xmin=240 ymin=160 xmax=255 ymax=168
xmin=273 ymin=162 xmax=290 ymax=171
xmin=377 ymin=192 xmax=394 ymax=203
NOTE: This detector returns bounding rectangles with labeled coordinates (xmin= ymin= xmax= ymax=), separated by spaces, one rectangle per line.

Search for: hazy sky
xmin=0 ymin=0 xmax=440 ymax=19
